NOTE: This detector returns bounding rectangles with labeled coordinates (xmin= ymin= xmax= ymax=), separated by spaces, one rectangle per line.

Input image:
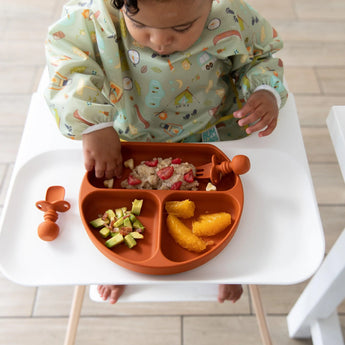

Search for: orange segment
xmin=166 ymin=215 xmax=207 ymax=253
xmin=165 ymin=199 xmax=195 ymax=218
xmin=192 ymin=212 xmax=231 ymax=237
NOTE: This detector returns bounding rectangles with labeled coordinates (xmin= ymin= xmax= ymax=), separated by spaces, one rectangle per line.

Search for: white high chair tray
xmin=0 ymin=92 xmax=324 ymax=287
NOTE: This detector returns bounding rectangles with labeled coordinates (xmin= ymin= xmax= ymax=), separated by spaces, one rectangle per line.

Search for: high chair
xmin=0 ymin=70 xmax=324 ymax=345
xmin=33 ymin=68 xmax=275 ymax=345
xmin=63 ymin=284 xmax=273 ymax=345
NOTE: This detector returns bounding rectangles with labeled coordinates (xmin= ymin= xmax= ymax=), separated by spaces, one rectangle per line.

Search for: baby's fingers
xmin=247 ymin=116 xmax=277 ymax=136
xmin=84 ymin=157 xmax=95 ymax=173
xmin=258 ymin=118 xmax=278 ymax=137
xmin=237 ymin=111 xmax=264 ymax=128
xmin=233 ymin=103 xmax=254 ymax=119
xmin=94 ymin=160 xmax=107 ymax=179
xmin=83 ymin=150 xmax=96 ymax=173
xmin=114 ymin=162 xmax=123 ymax=179
xmin=105 ymin=160 xmax=123 ymax=179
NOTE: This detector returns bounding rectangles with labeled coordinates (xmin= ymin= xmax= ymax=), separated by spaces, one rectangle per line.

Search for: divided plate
xmin=79 ymin=142 xmax=245 ymax=275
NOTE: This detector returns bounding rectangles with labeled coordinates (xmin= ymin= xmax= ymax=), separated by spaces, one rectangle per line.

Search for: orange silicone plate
xmin=79 ymin=142 xmax=245 ymax=275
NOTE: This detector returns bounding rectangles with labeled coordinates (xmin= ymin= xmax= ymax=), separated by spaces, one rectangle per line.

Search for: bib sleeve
xmin=44 ymin=4 xmax=118 ymax=140
xmin=227 ymin=2 xmax=288 ymax=109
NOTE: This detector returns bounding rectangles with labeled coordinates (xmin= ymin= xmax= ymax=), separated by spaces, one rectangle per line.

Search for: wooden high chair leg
xmin=63 ymin=285 xmax=86 ymax=345
xmin=249 ymin=285 xmax=273 ymax=345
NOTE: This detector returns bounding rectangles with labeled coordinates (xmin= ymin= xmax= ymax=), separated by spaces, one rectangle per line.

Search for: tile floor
xmin=1 ymin=0 xmax=345 ymax=344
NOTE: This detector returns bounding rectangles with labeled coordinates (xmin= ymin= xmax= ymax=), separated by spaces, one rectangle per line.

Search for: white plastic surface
xmin=287 ymin=106 xmax=345 ymax=344
xmin=310 ymin=311 xmax=345 ymax=345
xmin=287 ymin=228 xmax=345 ymax=338
xmin=0 ymin=92 xmax=324 ymax=286
xmin=327 ymin=106 xmax=345 ymax=182
xmin=89 ymin=284 xmax=219 ymax=302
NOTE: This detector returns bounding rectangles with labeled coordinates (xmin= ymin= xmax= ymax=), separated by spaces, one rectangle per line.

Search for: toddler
xmin=45 ymin=0 xmax=288 ymax=303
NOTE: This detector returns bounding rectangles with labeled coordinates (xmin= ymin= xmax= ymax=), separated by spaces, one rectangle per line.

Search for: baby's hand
xmin=233 ymin=90 xmax=279 ymax=137
xmin=82 ymin=127 xmax=123 ymax=179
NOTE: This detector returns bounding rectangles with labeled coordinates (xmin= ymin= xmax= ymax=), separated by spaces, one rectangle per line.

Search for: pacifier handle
xmin=36 ymin=186 xmax=70 ymax=241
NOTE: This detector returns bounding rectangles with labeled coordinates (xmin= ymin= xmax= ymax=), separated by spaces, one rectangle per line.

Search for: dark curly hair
xmin=111 ymin=0 xmax=140 ymax=14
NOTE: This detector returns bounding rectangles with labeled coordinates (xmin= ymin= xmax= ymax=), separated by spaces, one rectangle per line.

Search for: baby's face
xmin=123 ymin=0 xmax=212 ymax=55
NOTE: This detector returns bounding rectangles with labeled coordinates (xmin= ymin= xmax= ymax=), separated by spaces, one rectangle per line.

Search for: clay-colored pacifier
xmin=36 ymin=186 xmax=71 ymax=241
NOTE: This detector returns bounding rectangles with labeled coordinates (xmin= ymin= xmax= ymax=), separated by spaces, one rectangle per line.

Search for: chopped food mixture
xmin=89 ymin=199 xmax=145 ymax=250
xmin=121 ymin=157 xmax=199 ymax=190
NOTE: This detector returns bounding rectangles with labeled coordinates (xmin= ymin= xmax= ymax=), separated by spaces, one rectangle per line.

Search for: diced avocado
xmin=105 ymin=209 xmax=116 ymax=222
xmin=131 ymin=199 xmax=143 ymax=216
xmin=124 ymin=234 xmax=137 ymax=248
xmin=113 ymin=216 xmax=125 ymax=228
xmin=90 ymin=217 xmax=108 ymax=228
xmin=123 ymin=216 xmax=132 ymax=228
xmin=132 ymin=219 xmax=145 ymax=230
xmin=130 ymin=231 xmax=144 ymax=239
xmin=99 ymin=227 xmax=110 ymax=238
xmin=105 ymin=233 xmax=124 ymax=248
xmin=115 ymin=208 xmax=124 ymax=218
xmin=129 ymin=214 xmax=137 ymax=222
